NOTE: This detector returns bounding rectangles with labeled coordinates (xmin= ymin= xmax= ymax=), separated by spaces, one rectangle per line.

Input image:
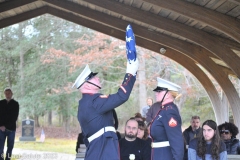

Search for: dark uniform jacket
xmin=78 ymin=73 xmax=136 ymax=160
xmin=0 ymin=99 xmax=19 ymax=131
xmin=146 ymin=102 xmax=162 ymax=124
xmin=150 ymin=102 xmax=184 ymax=160
xmin=183 ymin=126 xmax=202 ymax=145
xmin=119 ymin=137 xmax=151 ymax=160
xmin=224 ymin=138 xmax=240 ymax=155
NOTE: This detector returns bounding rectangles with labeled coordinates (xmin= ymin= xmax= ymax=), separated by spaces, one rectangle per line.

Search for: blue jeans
xmin=0 ymin=130 xmax=15 ymax=160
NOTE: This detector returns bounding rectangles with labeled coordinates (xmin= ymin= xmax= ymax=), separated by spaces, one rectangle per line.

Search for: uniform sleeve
xmin=162 ymin=107 xmax=184 ymax=160
xmin=94 ymin=73 xmax=136 ymax=114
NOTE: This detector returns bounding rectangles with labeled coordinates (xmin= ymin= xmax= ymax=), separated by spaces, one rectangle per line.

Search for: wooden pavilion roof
xmin=0 ymin=0 xmax=240 ymax=124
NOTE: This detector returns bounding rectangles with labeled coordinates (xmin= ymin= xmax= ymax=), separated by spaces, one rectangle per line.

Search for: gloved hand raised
xmin=126 ymin=24 xmax=139 ymax=76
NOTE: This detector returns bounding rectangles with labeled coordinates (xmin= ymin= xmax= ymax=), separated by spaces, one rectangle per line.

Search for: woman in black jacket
xmin=218 ymin=122 xmax=240 ymax=155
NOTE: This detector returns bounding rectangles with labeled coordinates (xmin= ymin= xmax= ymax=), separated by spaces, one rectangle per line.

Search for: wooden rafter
xmin=0 ymin=6 xmax=47 ymax=29
xmin=0 ymin=0 xmax=37 ymax=13
xmin=221 ymin=66 xmax=237 ymax=77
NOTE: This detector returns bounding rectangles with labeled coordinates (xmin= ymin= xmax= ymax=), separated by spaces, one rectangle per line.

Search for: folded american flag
xmin=126 ymin=24 xmax=137 ymax=63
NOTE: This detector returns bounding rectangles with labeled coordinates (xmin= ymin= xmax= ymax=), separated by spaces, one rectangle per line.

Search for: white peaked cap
xmin=72 ymin=64 xmax=92 ymax=89
xmin=154 ymin=77 xmax=181 ymax=92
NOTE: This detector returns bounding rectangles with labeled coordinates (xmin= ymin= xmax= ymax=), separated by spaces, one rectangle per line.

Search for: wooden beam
xmin=217 ymin=36 xmax=240 ymax=51
xmin=144 ymin=0 xmax=240 ymax=44
xmin=0 ymin=6 xmax=47 ymax=29
xmin=220 ymin=66 xmax=237 ymax=77
xmin=82 ymin=0 xmax=240 ymax=78
xmin=46 ymin=7 xmax=240 ymax=125
xmin=0 ymin=0 xmax=37 ymax=12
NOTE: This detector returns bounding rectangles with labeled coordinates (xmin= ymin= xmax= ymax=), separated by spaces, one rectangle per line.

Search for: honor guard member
xmin=150 ymin=77 xmax=184 ymax=160
xmin=72 ymin=24 xmax=139 ymax=160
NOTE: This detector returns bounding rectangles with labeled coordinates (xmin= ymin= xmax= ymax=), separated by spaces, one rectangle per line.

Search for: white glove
xmin=126 ymin=59 xmax=139 ymax=76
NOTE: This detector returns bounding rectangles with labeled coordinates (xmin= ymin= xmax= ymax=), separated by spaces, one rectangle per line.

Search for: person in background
xmin=141 ymin=98 xmax=153 ymax=118
xmin=183 ymin=116 xmax=202 ymax=145
xmin=0 ymin=88 xmax=19 ymax=160
xmin=218 ymin=122 xmax=240 ymax=155
xmin=150 ymin=77 xmax=184 ymax=160
xmin=76 ymin=132 xmax=85 ymax=153
xmin=134 ymin=112 xmax=146 ymax=122
xmin=146 ymin=89 xmax=181 ymax=124
xmin=119 ymin=119 xmax=151 ymax=160
xmin=188 ymin=120 xmax=227 ymax=160
xmin=137 ymin=121 xmax=151 ymax=147
xmin=137 ymin=121 xmax=148 ymax=140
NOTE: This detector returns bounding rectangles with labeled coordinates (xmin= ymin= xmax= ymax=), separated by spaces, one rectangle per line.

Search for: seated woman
xmin=188 ymin=120 xmax=227 ymax=160
xmin=134 ymin=112 xmax=146 ymax=122
xmin=137 ymin=121 xmax=148 ymax=140
xmin=218 ymin=122 xmax=240 ymax=155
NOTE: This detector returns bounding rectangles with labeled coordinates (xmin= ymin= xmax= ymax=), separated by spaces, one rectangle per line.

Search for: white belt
xmin=151 ymin=141 xmax=170 ymax=148
xmin=88 ymin=126 xmax=116 ymax=143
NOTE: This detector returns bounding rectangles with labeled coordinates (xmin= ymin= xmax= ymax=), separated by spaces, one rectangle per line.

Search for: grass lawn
xmin=14 ymin=137 xmax=76 ymax=154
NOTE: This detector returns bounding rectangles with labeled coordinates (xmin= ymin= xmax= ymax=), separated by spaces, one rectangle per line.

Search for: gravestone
xmin=19 ymin=119 xmax=36 ymax=141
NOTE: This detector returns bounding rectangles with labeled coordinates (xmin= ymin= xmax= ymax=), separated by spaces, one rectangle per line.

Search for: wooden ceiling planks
xmin=216 ymin=1 xmax=238 ymax=14
xmin=227 ymin=5 xmax=240 ymax=17
xmin=194 ymin=0 xmax=212 ymax=6
xmin=145 ymin=0 xmax=240 ymax=44
xmin=204 ymin=0 xmax=227 ymax=10
xmin=132 ymin=0 xmax=143 ymax=8
xmin=34 ymin=1 xmax=46 ymax=8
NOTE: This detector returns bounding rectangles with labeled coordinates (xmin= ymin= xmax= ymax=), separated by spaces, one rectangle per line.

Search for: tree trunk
xmin=59 ymin=115 xmax=62 ymax=126
xmin=48 ymin=111 xmax=52 ymax=126
xmin=63 ymin=115 xmax=70 ymax=132
xmin=34 ymin=115 xmax=40 ymax=127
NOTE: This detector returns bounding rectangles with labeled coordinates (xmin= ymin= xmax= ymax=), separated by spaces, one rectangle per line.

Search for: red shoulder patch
xmin=100 ymin=95 xmax=109 ymax=98
xmin=168 ymin=117 xmax=177 ymax=127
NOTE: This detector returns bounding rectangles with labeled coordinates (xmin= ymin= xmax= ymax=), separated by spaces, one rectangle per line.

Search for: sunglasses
xmin=138 ymin=121 xmax=145 ymax=127
xmin=220 ymin=130 xmax=230 ymax=134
